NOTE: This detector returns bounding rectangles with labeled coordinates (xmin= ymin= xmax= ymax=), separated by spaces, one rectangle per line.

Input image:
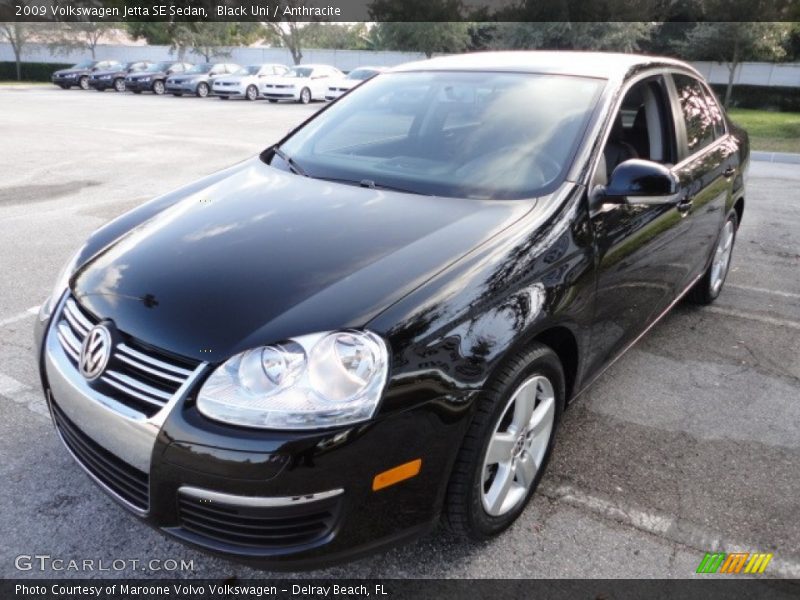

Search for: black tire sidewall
xmin=246 ymin=85 xmax=257 ymax=100
xmin=79 ymin=76 xmax=89 ymax=90
xmin=196 ymin=83 xmax=209 ymax=97
xmin=114 ymin=78 xmax=125 ymax=92
xmin=300 ymin=88 xmax=311 ymax=104
xmin=454 ymin=345 xmax=565 ymax=539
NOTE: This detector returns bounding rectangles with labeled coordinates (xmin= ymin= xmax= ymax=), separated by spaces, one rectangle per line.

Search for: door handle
xmin=723 ymin=166 xmax=736 ymax=178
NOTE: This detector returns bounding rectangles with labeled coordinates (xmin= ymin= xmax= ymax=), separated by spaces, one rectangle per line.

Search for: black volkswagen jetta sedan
xmin=36 ymin=52 xmax=748 ymax=568
xmin=51 ymin=60 xmax=121 ymax=90
xmin=125 ymin=61 xmax=193 ymax=95
xmin=88 ymin=61 xmax=152 ymax=92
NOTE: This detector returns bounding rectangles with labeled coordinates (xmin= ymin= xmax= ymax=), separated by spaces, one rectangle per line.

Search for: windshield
xmin=287 ymin=67 xmax=312 ymax=78
xmin=348 ymin=68 xmax=378 ymax=81
xmin=236 ymin=66 xmax=261 ymax=76
xmin=186 ymin=63 xmax=213 ymax=74
xmin=274 ymin=71 xmax=604 ymax=200
xmin=145 ymin=62 xmax=172 ymax=73
xmin=72 ymin=60 xmax=95 ymax=69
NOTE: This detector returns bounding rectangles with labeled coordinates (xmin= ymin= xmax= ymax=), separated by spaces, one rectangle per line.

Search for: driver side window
xmin=598 ymin=77 xmax=674 ymax=186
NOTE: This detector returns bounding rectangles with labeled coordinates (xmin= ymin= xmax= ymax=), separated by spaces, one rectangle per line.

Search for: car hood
xmin=213 ymin=75 xmax=249 ymax=85
xmin=262 ymin=76 xmax=307 ymax=85
xmin=72 ymin=158 xmax=534 ymax=363
xmin=92 ymin=69 xmax=123 ymax=77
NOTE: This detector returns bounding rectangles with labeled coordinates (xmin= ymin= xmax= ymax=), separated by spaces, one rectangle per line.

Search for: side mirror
xmin=596 ymin=159 xmax=679 ymax=206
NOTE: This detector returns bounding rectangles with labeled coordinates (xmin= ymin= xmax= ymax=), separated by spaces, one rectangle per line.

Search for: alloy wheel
xmin=481 ymin=375 xmax=555 ymax=517
xmin=710 ymin=220 xmax=735 ymax=295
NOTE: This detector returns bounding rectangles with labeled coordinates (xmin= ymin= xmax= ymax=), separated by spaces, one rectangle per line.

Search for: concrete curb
xmin=752 ymin=151 xmax=800 ymax=165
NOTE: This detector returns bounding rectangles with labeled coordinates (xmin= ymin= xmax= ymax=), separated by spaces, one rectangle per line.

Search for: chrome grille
xmin=57 ymin=295 xmax=199 ymax=418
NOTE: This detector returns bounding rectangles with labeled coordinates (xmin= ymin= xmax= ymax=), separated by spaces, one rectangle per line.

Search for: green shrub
xmin=0 ymin=61 xmax=75 ymax=82
xmin=710 ymin=84 xmax=800 ymax=112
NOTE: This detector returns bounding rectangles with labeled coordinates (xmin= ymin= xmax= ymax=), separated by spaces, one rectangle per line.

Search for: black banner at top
xmin=1 ymin=0 xmax=799 ymax=22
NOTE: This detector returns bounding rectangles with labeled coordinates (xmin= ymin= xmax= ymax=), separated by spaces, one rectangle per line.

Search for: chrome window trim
xmin=179 ymin=486 xmax=344 ymax=508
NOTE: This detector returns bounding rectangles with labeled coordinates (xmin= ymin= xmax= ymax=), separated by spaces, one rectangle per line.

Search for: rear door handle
xmin=723 ymin=166 xmax=736 ymax=178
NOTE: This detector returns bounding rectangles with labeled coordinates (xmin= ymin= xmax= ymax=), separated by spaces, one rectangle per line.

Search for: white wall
xmin=2 ymin=43 xmax=799 ymax=87
xmin=688 ymin=61 xmax=800 ymax=88
xmin=0 ymin=42 xmax=427 ymax=71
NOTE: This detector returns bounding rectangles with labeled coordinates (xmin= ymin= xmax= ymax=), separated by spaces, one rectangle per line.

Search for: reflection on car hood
xmin=73 ymin=158 xmax=533 ymax=362
xmin=261 ymin=76 xmax=305 ymax=85
xmin=213 ymin=75 xmax=250 ymax=85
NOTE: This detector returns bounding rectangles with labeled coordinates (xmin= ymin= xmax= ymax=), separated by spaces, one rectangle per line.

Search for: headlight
xmin=41 ymin=248 xmax=82 ymax=320
xmin=141 ymin=77 xmax=150 ymax=82
xmin=197 ymin=330 xmax=389 ymax=430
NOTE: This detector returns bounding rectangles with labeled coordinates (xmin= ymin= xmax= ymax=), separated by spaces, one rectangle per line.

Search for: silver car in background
xmin=166 ymin=63 xmax=241 ymax=98
xmin=325 ymin=66 xmax=388 ymax=100
xmin=212 ymin=64 xmax=290 ymax=101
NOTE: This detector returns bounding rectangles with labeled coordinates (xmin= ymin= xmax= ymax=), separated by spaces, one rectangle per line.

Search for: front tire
xmin=688 ymin=211 xmax=738 ymax=305
xmin=79 ymin=76 xmax=89 ymax=90
xmin=245 ymin=85 xmax=258 ymax=101
xmin=443 ymin=343 xmax=565 ymax=540
xmin=196 ymin=82 xmax=209 ymax=98
xmin=299 ymin=87 xmax=311 ymax=104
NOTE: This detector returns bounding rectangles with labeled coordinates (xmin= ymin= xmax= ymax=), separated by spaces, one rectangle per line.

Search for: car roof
xmin=391 ymin=51 xmax=699 ymax=81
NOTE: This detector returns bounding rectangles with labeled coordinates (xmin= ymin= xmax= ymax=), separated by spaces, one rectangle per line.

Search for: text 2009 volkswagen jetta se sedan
xmin=36 ymin=52 xmax=747 ymax=568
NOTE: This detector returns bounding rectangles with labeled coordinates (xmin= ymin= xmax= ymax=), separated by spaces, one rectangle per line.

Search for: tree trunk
xmin=724 ymin=40 xmax=740 ymax=109
xmin=15 ymin=53 xmax=21 ymax=81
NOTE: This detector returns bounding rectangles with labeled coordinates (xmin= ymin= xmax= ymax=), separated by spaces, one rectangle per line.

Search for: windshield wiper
xmin=315 ymin=176 xmax=429 ymax=196
xmin=271 ymin=145 xmax=308 ymax=177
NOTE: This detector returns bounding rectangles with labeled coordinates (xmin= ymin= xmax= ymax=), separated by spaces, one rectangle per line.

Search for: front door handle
xmin=723 ymin=166 xmax=736 ymax=178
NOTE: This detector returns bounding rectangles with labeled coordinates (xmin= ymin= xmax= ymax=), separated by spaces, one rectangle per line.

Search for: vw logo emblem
xmin=79 ymin=324 xmax=112 ymax=380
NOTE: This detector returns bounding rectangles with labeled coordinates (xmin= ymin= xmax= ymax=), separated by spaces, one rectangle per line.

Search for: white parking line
xmin=541 ymin=483 xmax=800 ymax=578
xmin=728 ymin=284 xmax=800 ymax=300
xmin=0 ymin=372 xmax=49 ymax=418
xmin=704 ymin=306 xmax=800 ymax=330
xmin=0 ymin=305 xmax=39 ymax=327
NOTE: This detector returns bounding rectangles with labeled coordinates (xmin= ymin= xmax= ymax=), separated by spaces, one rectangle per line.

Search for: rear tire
xmin=245 ymin=85 xmax=258 ymax=101
xmin=113 ymin=78 xmax=125 ymax=92
xmin=152 ymin=80 xmax=165 ymax=95
xmin=172 ymin=93 xmax=183 ymax=97
xmin=79 ymin=76 xmax=89 ymax=90
xmin=443 ymin=343 xmax=565 ymax=540
xmin=299 ymin=87 xmax=311 ymax=104
xmin=196 ymin=82 xmax=209 ymax=98
xmin=688 ymin=211 xmax=738 ymax=305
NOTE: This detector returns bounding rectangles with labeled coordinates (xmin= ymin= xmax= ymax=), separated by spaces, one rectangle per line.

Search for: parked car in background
xmin=166 ymin=63 xmax=241 ymax=98
xmin=88 ymin=61 xmax=152 ymax=93
xmin=261 ymin=64 xmax=344 ymax=104
xmin=125 ymin=61 xmax=193 ymax=95
xmin=51 ymin=60 xmax=121 ymax=90
xmin=35 ymin=52 xmax=747 ymax=568
xmin=325 ymin=66 xmax=387 ymax=100
xmin=212 ymin=64 xmax=291 ymax=101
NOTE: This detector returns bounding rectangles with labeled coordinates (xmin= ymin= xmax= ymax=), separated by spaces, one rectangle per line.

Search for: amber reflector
xmin=372 ymin=459 xmax=422 ymax=491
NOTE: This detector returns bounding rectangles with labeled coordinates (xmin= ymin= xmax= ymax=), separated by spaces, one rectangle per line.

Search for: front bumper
xmin=213 ymin=85 xmax=245 ymax=98
xmin=262 ymin=88 xmax=298 ymax=100
xmin=166 ymin=81 xmax=200 ymax=94
xmin=88 ymin=79 xmax=114 ymax=90
xmin=125 ymin=79 xmax=155 ymax=92
xmin=36 ymin=299 xmax=472 ymax=568
xmin=52 ymin=76 xmax=79 ymax=86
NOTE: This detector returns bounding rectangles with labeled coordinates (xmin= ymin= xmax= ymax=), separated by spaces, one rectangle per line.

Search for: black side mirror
xmin=596 ymin=159 xmax=679 ymax=206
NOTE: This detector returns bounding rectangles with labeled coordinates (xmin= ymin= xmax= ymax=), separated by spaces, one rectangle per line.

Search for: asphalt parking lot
xmin=1 ymin=86 xmax=798 ymax=580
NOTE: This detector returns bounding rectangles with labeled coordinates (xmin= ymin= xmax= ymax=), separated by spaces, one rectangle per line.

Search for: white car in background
xmin=325 ymin=66 xmax=387 ymax=100
xmin=212 ymin=64 xmax=290 ymax=101
xmin=260 ymin=65 xmax=344 ymax=104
